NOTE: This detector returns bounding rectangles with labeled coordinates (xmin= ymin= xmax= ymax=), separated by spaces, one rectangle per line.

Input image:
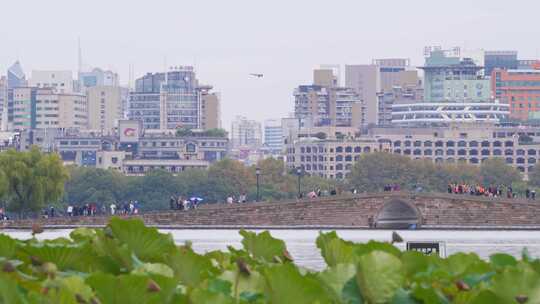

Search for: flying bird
xmin=250 ymin=73 xmax=263 ymax=78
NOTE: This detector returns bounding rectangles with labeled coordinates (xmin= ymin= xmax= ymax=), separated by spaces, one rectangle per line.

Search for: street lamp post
xmin=296 ymin=167 xmax=302 ymax=199
xmin=256 ymin=167 xmax=261 ymax=202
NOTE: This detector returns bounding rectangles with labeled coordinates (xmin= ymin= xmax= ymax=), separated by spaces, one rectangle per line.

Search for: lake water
xmin=4 ymin=229 xmax=540 ymax=270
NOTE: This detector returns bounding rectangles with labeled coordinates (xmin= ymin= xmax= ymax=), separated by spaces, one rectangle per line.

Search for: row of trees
xmin=6 ymin=148 xmax=540 ymax=214
xmin=349 ymin=153 xmax=526 ymax=193
xmin=64 ymin=158 xmax=339 ymax=211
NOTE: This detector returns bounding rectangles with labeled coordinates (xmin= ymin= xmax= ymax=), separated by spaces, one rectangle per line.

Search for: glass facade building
xmin=484 ymin=51 xmax=518 ymax=77
xmin=128 ymin=67 xmax=203 ymax=130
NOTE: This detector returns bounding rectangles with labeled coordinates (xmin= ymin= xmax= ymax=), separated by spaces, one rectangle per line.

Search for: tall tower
xmin=77 ymin=37 xmax=83 ymax=76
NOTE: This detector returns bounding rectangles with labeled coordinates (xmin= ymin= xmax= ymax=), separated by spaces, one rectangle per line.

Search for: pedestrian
xmin=110 ymin=203 xmax=116 ymax=215
xmin=526 ymin=189 xmax=531 ymax=199
xmin=227 ymin=196 xmax=233 ymax=204
xmin=49 ymin=206 xmax=55 ymax=218
xmin=129 ymin=201 xmax=135 ymax=214
xmin=67 ymin=205 xmax=73 ymax=217
xmin=169 ymin=196 xmax=176 ymax=210
xmin=532 ymin=189 xmax=536 ymax=200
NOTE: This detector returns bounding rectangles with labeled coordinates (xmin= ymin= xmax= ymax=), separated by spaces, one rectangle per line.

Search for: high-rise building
xmin=345 ymin=65 xmax=380 ymax=125
xmin=391 ymin=49 xmax=508 ymax=126
xmin=79 ymin=68 xmax=119 ymax=88
xmin=29 ymin=70 xmax=74 ymax=94
xmin=484 ymin=51 xmax=518 ymax=76
xmin=7 ymin=61 xmax=26 ymax=89
xmin=374 ymin=59 xmax=418 ymax=92
xmin=295 ymin=69 xmax=364 ymax=128
xmin=492 ymin=67 xmax=540 ymax=120
xmin=421 ymin=50 xmax=491 ymax=102
xmin=128 ymin=67 xmax=218 ymax=131
xmin=11 ymin=88 xmax=87 ymax=131
xmin=518 ymin=60 xmax=540 ymax=70
xmin=0 ymin=77 xmax=7 ymax=130
xmin=264 ymin=119 xmax=284 ymax=154
xmin=378 ymin=83 xmax=423 ymax=125
xmin=7 ymin=61 xmax=27 ymax=130
xmin=200 ymin=86 xmax=221 ymax=130
xmin=231 ymin=116 xmax=262 ymax=149
xmin=87 ymin=86 xmax=122 ymax=134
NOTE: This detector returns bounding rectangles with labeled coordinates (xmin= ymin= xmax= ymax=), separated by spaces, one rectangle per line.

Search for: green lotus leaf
xmin=92 ymin=229 xmax=132 ymax=272
xmin=390 ymin=288 xmax=419 ymax=304
xmin=69 ymin=227 xmax=96 ymax=243
xmin=342 ymin=277 xmax=363 ymax=304
xmin=108 ymin=217 xmax=176 ymax=263
xmin=316 ymin=231 xmax=355 ymax=267
xmin=239 ymin=291 xmax=265 ymax=303
xmin=0 ymin=273 xmax=26 ymax=304
xmin=489 ymin=253 xmax=517 ymax=270
xmin=466 ymin=290 xmax=506 ymax=304
xmin=443 ymin=252 xmax=491 ymax=279
xmin=43 ymin=276 xmax=95 ymax=304
xmin=356 ymin=250 xmax=404 ymax=304
xmin=0 ymin=234 xmax=17 ymax=259
xmin=87 ymin=272 xmax=180 ymax=304
xmin=262 ymin=263 xmax=335 ymax=304
xmin=239 ymin=230 xmax=288 ymax=263
xmin=166 ymin=246 xmax=218 ymax=287
xmin=489 ymin=264 xmax=540 ymax=303
xmin=208 ymin=278 xmax=232 ymax=295
xmin=411 ymin=285 xmax=449 ymax=304
xmin=133 ymin=262 xmax=174 ymax=278
xmin=317 ymin=263 xmax=356 ymax=299
xmin=354 ymin=240 xmax=402 ymax=258
xmin=219 ymin=269 xmax=266 ymax=299
xmin=401 ymin=251 xmax=430 ymax=278
xmin=21 ymin=242 xmax=99 ymax=273
xmin=190 ymin=288 xmax=235 ymax=304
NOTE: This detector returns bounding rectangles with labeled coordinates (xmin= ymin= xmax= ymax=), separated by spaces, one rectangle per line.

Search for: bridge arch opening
xmin=375 ymin=199 xmax=420 ymax=229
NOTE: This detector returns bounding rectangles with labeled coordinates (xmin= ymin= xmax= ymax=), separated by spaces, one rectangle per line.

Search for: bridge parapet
xmin=2 ymin=192 xmax=540 ymax=229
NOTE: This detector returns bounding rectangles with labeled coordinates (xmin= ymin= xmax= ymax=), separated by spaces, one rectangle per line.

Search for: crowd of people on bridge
xmin=169 ymin=195 xmax=202 ymax=210
xmin=40 ymin=201 xmax=141 ymax=219
xmin=447 ymin=183 xmax=536 ymax=199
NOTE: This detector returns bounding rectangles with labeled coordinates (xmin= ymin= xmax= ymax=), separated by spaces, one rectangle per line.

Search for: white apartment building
xmin=231 ymin=116 xmax=262 ymax=149
xmin=29 ymin=70 xmax=74 ymax=94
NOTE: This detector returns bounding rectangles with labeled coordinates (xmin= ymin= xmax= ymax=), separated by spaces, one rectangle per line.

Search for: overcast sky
xmin=2 ymin=0 xmax=539 ymax=130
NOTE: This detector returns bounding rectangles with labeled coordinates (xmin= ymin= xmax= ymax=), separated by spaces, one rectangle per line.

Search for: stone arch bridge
xmin=4 ymin=192 xmax=540 ymax=229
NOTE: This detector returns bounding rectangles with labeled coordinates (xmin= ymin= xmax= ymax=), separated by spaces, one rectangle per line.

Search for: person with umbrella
xmin=190 ymin=197 xmax=203 ymax=209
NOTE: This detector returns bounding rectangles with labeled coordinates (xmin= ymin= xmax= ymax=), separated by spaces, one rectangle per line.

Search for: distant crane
xmin=249 ymin=73 xmax=263 ymax=78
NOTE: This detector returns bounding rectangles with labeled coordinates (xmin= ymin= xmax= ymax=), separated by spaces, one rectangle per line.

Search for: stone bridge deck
xmin=2 ymin=192 xmax=540 ymax=230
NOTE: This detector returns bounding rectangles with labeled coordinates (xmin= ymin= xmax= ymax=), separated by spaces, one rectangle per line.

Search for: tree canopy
xmin=0 ymin=147 xmax=68 ymax=213
xmin=348 ymin=153 xmax=521 ymax=192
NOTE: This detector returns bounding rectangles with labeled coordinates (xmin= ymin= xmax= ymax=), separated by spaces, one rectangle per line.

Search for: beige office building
xmin=345 ymin=65 xmax=380 ymax=125
xmin=87 ymin=86 xmax=122 ymax=134
xmin=200 ymin=90 xmax=221 ymax=130
xmin=12 ymin=87 xmax=87 ymax=130
xmin=295 ymin=69 xmax=364 ymax=128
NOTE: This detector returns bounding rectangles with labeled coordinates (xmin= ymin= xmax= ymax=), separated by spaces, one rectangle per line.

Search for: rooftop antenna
xmin=163 ymin=55 xmax=168 ymax=85
xmin=78 ymin=37 xmax=83 ymax=75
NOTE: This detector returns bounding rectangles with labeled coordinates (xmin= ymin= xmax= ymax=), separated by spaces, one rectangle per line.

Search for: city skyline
xmin=2 ymin=0 xmax=540 ymax=129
